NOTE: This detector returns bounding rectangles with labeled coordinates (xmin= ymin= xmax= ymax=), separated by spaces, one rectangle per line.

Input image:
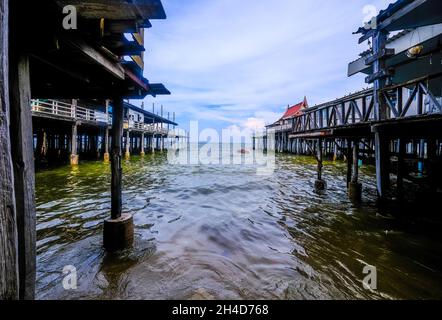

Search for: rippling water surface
xmin=35 ymin=149 xmax=442 ymax=300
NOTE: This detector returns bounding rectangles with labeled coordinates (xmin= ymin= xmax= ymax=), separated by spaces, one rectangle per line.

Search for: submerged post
xmin=140 ymin=132 xmax=145 ymax=156
xmin=315 ymin=138 xmax=326 ymax=191
xmin=104 ymin=100 xmax=110 ymax=163
xmin=70 ymin=121 xmax=79 ymax=165
xmin=104 ymin=97 xmax=134 ymax=252
xmin=348 ymin=139 xmax=362 ymax=203
xmin=125 ymin=130 xmax=131 ymax=160
xmin=346 ymin=139 xmax=353 ymax=187
xmin=396 ymin=138 xmax=406 ymax=200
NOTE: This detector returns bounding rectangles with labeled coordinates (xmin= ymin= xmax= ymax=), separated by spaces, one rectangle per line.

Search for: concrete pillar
xmin=70 ymin=123 xmax=79 ymax=165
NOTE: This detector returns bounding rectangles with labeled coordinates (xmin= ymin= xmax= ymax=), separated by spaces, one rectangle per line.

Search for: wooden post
xmin=104 ymin=100 xmax=110 ymax=162
xmin=110 ymin=98 xmax=123 ymax=220
xmin=351 ymin=140 xmax=359 ymax=184
xmin=372 ymin=30 xmax=390 ymax=201
xmin=70 ymin=123 xmax=79 ymax=165
xmin=35 ymin=128 xmax=43 ymax=161
xmin=375 ymin=133 xmax=390 ymax=200
xmin=349 ymin=139 xmax=362 ymax=203
xmin=315 ymin=138 xmax=326 ymax=191
xmin=397 ymin=138 xmax=406 ymax=199
xmin=104 ymin=97 xmax=133 ymax=251
xmin=125 ymin=130 xmax=130 ymax=160
xmin=140 ymin=132 xmax=145 ymax=156
xmin=0 ymin=0 xmax=20 ymax=300
xmin=346 ymin=140 xmax=353 ymax=188
xmin=418 ymin=139 xmax=425 ymax=176
xmin=9 ymin=49 xmax=36 ymax=298
xmin=317 ymin=139 xmax=323 ymax=181
xmin=427 ymin=138 xmax=437 ymax=193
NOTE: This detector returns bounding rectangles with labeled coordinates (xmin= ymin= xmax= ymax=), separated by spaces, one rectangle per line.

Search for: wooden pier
xmin=254 ymin=0 xmax=442 ymax=204
xmin=0 ymin=0 xmax=173 ymax=299
xmin=30 ymin=98 xmax=182 ymax=166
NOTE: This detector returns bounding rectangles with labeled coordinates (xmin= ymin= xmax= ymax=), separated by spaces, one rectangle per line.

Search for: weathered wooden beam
xmin=9 ymin=53 xmax=36 ymax=300
xmin=106 ymin=20 xmax=139 ymax=34
xmin=365 ymin=69 xmax=394 ymax=84
xmin=377 ymin=0 xmax=428 ymax=31
xmin=0 ymin=0 xmax=19 ymax=300
xmin=375 ymin=133 xmax=390 ymax=199
xmin=64 ymin=38 xmax=125 ymax=80
xmin=111 ymin=97 xmax=123 ymax=220
xmin=365 ymin=48 xmax=395 ymax=65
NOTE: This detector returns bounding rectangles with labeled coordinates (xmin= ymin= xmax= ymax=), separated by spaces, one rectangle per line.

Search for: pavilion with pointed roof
xmin=268 ymin=97 xmax=308 ymax=129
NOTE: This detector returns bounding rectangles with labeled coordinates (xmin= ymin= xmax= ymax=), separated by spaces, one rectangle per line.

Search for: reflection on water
xmin=35 ymin=151 xmax=442 ymax=300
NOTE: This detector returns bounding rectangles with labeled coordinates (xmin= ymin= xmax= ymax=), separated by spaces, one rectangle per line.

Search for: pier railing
xmin=270 ymin=76 xmax=442 ymax=136
xmin=31 ymin=99 xmax=109 ymax=124
xmin=126 ymin=121 xmax=170 ymax=135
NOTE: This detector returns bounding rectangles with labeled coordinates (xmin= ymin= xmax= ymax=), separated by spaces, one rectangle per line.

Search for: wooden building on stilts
xmin=254 ymin=0 xmax=442 ymax=204
xmin=1 ymin=0 xmax=171 ymax=299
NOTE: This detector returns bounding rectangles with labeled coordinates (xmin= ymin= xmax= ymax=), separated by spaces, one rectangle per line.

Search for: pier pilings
xmin=104 ymin=97 xmax=134 ymax=252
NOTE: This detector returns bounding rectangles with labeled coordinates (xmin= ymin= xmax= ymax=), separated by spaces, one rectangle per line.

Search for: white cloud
xmin=139 ymin=0 xmax=394 ymax=133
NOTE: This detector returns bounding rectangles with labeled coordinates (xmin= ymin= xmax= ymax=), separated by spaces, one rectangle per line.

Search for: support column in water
xmin=315 ymin=138 xmax=326 ymax=191
xmin=348 ymin=139 xmax=362 ymax=203
xmin=125 ymin=130 xmax=131 ymax=160
xmin=104 ymin=96 xmax=134 ymax=252
xmin=70 ymin=121 xmax=79 ymax=166
xmin=104 ymin=100 xmax=110 ymax=163
xmin=140 ymin=132 xmax=145 ymax=156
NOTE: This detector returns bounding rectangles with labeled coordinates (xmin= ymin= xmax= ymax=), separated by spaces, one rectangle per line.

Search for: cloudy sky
xmin=136 ymin=0 xmax=393 ymax=136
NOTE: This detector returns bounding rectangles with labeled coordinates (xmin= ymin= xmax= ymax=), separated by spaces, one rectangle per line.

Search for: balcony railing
xmin=32 ymin=99 xmax=181 ymax=136
xmin=31 ymin=99 xmax=108 ymax=124
xmin=125 ymin=121 xmax=170 ymax=135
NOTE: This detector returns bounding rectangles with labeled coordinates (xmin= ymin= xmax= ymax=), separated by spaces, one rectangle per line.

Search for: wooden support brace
xmin=0 ymin=0 xmax=20 ymax=300
xmin=9 ymin=53 xmax=36 ymax=300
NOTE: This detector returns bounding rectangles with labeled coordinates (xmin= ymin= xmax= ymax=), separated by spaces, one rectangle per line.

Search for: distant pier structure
xmin=254 ymin=0 xmax=442 ymax=203
xmin=0 ymin=0 xmax=173 ymax=299
xmin=31 ymin=99 xmax=180 ymax=166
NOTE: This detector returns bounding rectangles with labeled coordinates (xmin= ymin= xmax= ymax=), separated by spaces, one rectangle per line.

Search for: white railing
xmin=32 ymin=99 xmax=178 ymax=135
xmin=126 ymin=121 xmax=170 ymax=135
xmin=31 ymin=99 xmax=109 ymax=124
